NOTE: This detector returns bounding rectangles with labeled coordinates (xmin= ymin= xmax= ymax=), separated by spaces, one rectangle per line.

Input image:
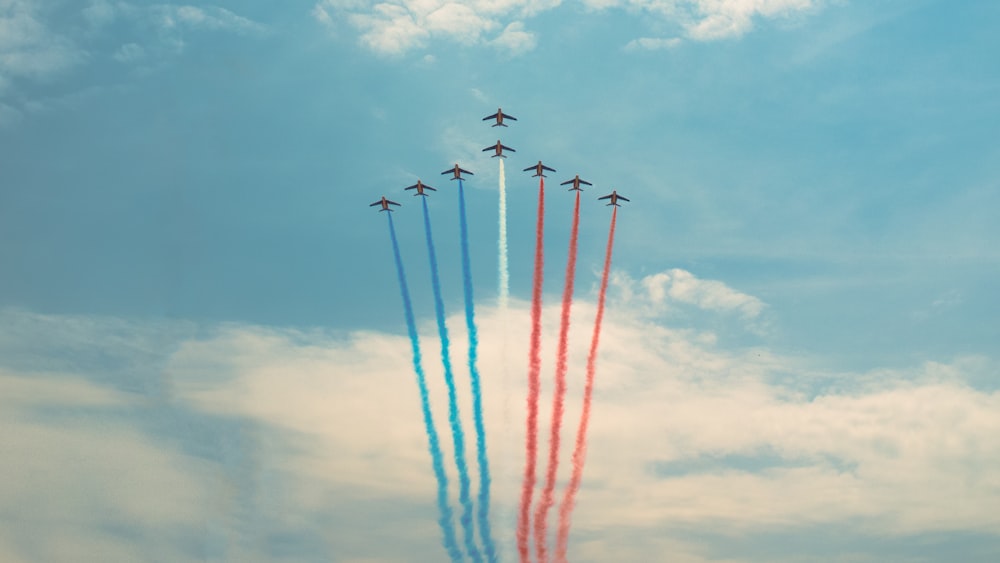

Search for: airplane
xmin=483 ymin=107 xmax=517 ymax=127
xmin=482 ymin=140 xmax=515 ymax=158
xmin=370 ymin=196 xmax=401 ymax=212
xmin=404 ymin=180 xmax=436 ymax=196
xmin=598 ymin=190 xmax=630 ymax=207
xmin=560 ymin=175 xmax=592 ymax=191
xmin=524 ymin=161 xmax=556 ymax=178
xmin=441 ymin=164 xmax=474 ymax=181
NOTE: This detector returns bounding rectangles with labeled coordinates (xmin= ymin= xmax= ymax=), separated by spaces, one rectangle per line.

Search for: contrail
xmin=498 ymin=160 xmax=509 ymax=309
xmin=555 ymin=207 xmax=618 ymax=563
xmin=517 ymin=177 xmax=545 ymax=563
xmin=386 ymin=213 xmax=464 ymax=563
xmin=534 ymin=191 xmax=581 ymax=563
xmin=457 ymin=180 xmax=498 ymax=562
xmin=421 ymin=197 xmax=482 ymax=563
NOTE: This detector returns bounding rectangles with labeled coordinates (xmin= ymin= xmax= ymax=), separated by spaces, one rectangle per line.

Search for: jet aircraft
xmin=404 ymin=180 xmax=436 ymax=196
xmin=370 ymin=196 xmax=401 ymax=212
xmin=598 ymin=190 xmax=630 ymax=207
xmin=483 ymin=140 xmax=515 ymax=158
xmin=560 ymin=175 xmax=592 ymax=191
xmin=441 ymin=164 xmax=474 ymax=181
xmin=483 ymin=107 xmax=517 ymax=127
xmin=524 ymin=161 xmax=556 ymax=178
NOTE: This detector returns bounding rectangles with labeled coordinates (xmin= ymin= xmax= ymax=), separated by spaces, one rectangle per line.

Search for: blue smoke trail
xmin=458 ymin=179 xmax=498 ymax=562
xmin=421 ymin=197 xmax=482 ymax=563
xmin=386 ymin=213 xmax=464 ymax=563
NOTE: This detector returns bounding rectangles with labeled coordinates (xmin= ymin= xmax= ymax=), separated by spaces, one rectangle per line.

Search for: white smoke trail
xmin=498 ymin=159 xmax=509 ymax=309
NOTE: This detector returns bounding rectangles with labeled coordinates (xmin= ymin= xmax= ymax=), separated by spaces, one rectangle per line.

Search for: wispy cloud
xmin=315 ymin=0 xmax=825 ymax=56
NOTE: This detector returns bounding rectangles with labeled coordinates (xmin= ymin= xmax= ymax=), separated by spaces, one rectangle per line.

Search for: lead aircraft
xmin=483 ymin=107 xmax=517 ymax=127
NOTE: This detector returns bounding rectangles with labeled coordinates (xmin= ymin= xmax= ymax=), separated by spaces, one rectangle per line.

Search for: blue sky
xmin=2 ymin=1 xmax=999 ymax=561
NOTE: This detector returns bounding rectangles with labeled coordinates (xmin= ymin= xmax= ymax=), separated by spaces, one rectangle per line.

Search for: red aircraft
xmin=523 ymin=161 xmax=556 ymax=178
xmin=370 ymin=196 xmax=401 ymax=212
xmin=483 ymin=107 xmax=517 ymax=127
xmin=441 ymin=164 xmax=474 ymax=181
xmin=560 ymin=175 xmax=592 ymax=191
xmin=482 ymin=140 xmax=516 ymax=159
xmin=598 ymin=190 xmax=630 ymax=207
xmin=404 ymin=180 xmax=436 ymax=196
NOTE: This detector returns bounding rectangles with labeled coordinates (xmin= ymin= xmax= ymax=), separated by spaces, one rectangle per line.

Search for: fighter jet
xmin=524 ymin=161 xmax=556 ymax=178
xmin=598 ymin=190 xmax=630 ymax=207
xmin=404 ymin=180 xmax=436 ymax=197
xmin=483 ymin=107 xmax=517 ymax=127
xmin=483 ymin=140 xmax=515 ymax=159
xmin=560 ymin=175 xmax=592 ymax=192
xmin=441 ymin=164 xmax=474 ymax=181
xmin=370 ymin=196 xmax=401 ymax=212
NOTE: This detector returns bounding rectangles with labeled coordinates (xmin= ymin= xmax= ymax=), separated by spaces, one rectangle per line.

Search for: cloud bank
xmin=1 ymin=266 xmax=998 ymax=561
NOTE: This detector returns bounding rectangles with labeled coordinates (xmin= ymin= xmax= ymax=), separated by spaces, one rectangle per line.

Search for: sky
xmin=1 ymin=0 xmax=999 ymax=561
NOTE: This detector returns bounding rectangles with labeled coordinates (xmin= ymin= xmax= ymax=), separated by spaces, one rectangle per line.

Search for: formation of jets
xmin=371 ymin=109 xmax=631 ymax=212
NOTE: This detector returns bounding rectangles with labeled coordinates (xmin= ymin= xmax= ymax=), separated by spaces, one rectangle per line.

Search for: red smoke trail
xmin=534 ymin=191 xmax=581 ymax=563
xmin=555 ymin=207 xmax=617 ymax=563
xmin=517 ymin=177 xmax=545 ymax=563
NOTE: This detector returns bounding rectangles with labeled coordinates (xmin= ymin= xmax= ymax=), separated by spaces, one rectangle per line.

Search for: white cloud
xmin=113 ymin=42 xmax=145 ymax=62
xmin=491 ymin=21 xmax=535 ymax=55
xmin=2 ymin=277 xmax=997 ymax=560
xmin=313 ymin=0 xmax=540 ymax=56
xmin=0 ymin=1 xmax=85 ymax=79
xmin=153 ymin=4 xmax=266 ymax=34
xmin=624 ymin=36 xmax=682 ymax=51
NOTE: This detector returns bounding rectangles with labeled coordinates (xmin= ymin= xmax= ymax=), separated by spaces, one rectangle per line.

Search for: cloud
xmin=152 ymin=4 xmax=266 ymax=35
xmin=316 ymin=0 xmax=824 ymax=55
xmin=2 ymin=262 xmax=998 ymax=562
xmin=0 ymin=1 xmax=85 ymax=79
xmin=625 ymin=36 xmax=683 ymax=51
xmin=313 ymin=0 xmax=539 ymax=56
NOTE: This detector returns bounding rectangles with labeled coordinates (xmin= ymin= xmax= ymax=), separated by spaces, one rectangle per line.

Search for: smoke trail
xmin=534 ymin=191 xmax=581 ymax=563
xmin=517 ymin=177 xmax=545 ymax=562
xmin=498 ymin=160 xmax=509 ymax=309
xmin=386 ymin=213 xmax=464 ymax=563
xmin=457 ymin=180 xmax=498 ymax=562
xmin=555 ymin=208 xmax=618 ymax=563
xmin=421 ymin=197 xmax=482 ymax=563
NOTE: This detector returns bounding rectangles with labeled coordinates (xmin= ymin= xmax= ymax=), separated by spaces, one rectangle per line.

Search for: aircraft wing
xmin=459 ymin=167 xmax=473 ymax=175
xmin=369 ymin=201 xmax=381 ymax=206
xmin=404 ymin=184 xmax=416 ymax=190
xmin=388 ymin=199 xmax=401 ymax=206
xmin=581 ymin=179 xmax=593 ymax=186
xmin=559 ymin=179 xmax=573 ymax=185
xmin=482 ymin=146 xmax=493 ymax=152
xmin=504 ymin=114 xmax=517 ymax=121
xmin=522 ymin=165 xmax=535 ymax=172
xmin=542 ymin=164 xmax=556 ymax=172
xmin=500 ymin=144 xmax=515 ymax=152
xmin=425 ymin=185 xmax=437 ymax=191
xmin=483 ymin=112 xmax=499 ymax=121
xmin=617 ymin=195 xmax=629 ymax=202
xmin=597 ymin=194 xmax=611 ymax=200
